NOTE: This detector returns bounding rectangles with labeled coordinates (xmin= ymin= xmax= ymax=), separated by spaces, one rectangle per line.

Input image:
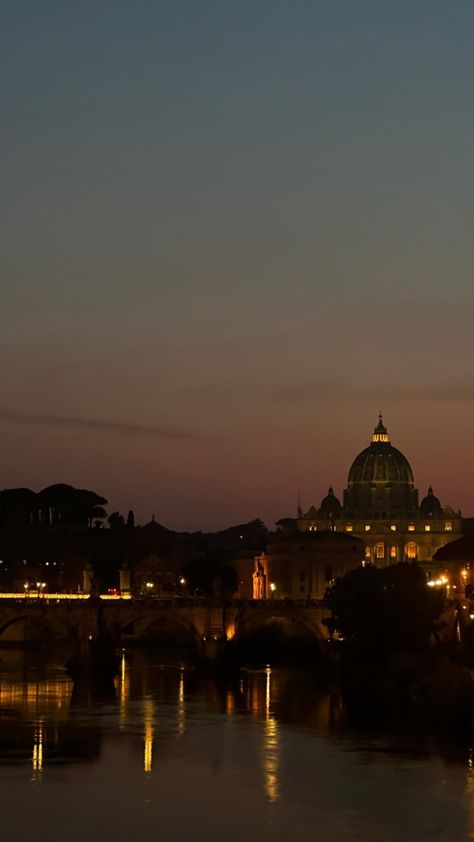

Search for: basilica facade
xmin=297 ymin=416 xmax=462 ymax=572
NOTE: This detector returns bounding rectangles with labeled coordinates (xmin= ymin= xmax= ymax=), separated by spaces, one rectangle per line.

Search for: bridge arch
xmin=111 ymin=610 xmax=203 ymax=655
xmin=0 ymin=612 xmax=71 ymax=644
xmin=234 ymin=608 xmax=329 ymax=643
xmin=232 ymin=608 xmax=329 ymax=667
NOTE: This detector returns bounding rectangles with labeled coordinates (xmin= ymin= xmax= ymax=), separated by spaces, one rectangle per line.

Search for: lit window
xmin=365 ymin=525 xmax=371 ymax=532
xmin=425 ymin=524 xmax=431 ymax=532
xmin=375 ymin=543 xmax=384 ymax=559
xmin=390 ymin=545 xmax=397 ymax=559
xmin=390 ymin=524 xmax=396 ymax=532
xmin=406 ymin=542 xmax=417 ymax=560
xmin=346 ymin=524 xmax=353 ymax=532
xmin=445 ymin=521 xmax=453 ymax=532
xmin=408 ymin=524 xmax=415 ymax=532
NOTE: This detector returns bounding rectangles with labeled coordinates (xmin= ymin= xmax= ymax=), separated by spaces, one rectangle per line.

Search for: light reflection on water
xmin=0 ymin=649 xmax=472 ymax=842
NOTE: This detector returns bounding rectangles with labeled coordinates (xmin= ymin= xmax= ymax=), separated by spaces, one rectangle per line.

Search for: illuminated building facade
xmin=297 ymin=415 xmax=463 ymax=574
xmin=253 ymin=533 xmax=365 ymax=600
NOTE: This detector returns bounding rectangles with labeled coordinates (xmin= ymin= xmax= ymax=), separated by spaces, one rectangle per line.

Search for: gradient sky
xmin=2 ymin=1 xmax=474 ymax=529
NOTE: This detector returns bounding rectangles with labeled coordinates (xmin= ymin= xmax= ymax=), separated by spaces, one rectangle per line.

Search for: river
xmin=0 ymin=648 xmax=472 ymax=842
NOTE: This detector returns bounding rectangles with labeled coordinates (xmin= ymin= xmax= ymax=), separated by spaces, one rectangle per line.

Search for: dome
xmin=420 ymin=486 xmax=442 ymax=518
xmin=344 ymin=415 xmax=418 ymax=517
xmin=348 ymin=444 xmax=414 ymax=484
xmin=319 ymin=486 xmax=341 ymax=518
xmin=347 ymin=416 xmax=414 ymax=484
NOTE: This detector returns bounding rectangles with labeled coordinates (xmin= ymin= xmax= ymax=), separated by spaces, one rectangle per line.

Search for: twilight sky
xmin=2 ymin=0 xmax=474 ymax=530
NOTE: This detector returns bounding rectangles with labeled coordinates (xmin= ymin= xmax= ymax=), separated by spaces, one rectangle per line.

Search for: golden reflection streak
xmin=262 ymin=667 xmax=280 ymax=803
xmin=32 ymin=720 xmax=44 ymax=778
xmin=118 ymin=651 xmax=130 ymax=727
xmin=143 ymin=697 xmax=154 ymax=774
xmin=263 ymin=716 xmax=279 ymax=803
xmin=225 ymin=689 xmax=235 ymax=716
xmin=178 ymin=668 xmax=185 ymax=736
xmin=0 ymin=679 xmax=71 ymax=716
xmin=466 ymin=748 xmax=474 ymax=839
xmin=0 ymin=679 xmax=71 ymax=781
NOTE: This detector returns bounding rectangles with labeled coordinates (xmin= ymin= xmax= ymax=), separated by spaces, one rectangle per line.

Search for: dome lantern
xmin=372 ymin=413 xmax=390 ymax=444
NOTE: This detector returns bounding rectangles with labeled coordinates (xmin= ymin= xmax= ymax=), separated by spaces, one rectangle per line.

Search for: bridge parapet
xmin=0 ymin=597 xmax=331 ymax=655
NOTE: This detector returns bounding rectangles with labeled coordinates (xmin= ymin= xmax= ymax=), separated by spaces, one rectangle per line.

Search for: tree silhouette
xmin=325 ymin=562 xmax=444 ymax=655
xmin=37 ymin=484 xmax=108 ymax=527
xmin=108 ymin=512 xmax=125 ymax=529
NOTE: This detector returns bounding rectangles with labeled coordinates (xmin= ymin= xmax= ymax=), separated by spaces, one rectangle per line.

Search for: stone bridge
xmin=0 ymin=597 xmax=330 ymax=659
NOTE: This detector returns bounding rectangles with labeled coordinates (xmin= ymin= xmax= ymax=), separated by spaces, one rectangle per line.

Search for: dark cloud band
xmin=0 ymin=409 xmax=199 ymax=441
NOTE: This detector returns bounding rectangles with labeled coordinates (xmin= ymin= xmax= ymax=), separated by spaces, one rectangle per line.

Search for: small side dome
xmin=420 ymin=486 xmax=442 ymax=518
xmin=319 ymin=486 xmax=342 ymax=518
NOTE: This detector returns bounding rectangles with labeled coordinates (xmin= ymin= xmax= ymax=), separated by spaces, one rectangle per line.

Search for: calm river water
xmin=0 ymin=649 xmax=473 ymax=842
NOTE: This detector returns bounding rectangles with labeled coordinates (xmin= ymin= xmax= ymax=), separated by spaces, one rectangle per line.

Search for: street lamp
xmin=270 ymin=582 xmax=276 ymax=599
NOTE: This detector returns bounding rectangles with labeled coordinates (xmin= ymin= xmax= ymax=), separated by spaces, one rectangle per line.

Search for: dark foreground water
xmin=0 ymin=649 xmax=473 ymax=842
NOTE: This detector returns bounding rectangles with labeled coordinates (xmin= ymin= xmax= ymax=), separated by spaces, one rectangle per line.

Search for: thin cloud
xmin=0 ymin=409 xmax=200 ymax=441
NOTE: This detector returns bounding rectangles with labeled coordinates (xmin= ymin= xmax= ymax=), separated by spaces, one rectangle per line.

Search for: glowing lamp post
xmin=270 ymin=582 xmax=276 ymax=600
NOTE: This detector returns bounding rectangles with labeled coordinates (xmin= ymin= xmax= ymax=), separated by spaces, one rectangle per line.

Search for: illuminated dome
xmin=420 ymin=486 xmax=442 ymax=518
xmin=344 ymin=416 xmax=418 ymax=518
xmin=348 ymin=417 xmax=414 ymax=485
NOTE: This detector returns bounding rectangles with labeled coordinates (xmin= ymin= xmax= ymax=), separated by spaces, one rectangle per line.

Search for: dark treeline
xmin=0 ymin=484 xmax=107 ymax=528
xmin=0 ymin=483 xmax=267 ymax=594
